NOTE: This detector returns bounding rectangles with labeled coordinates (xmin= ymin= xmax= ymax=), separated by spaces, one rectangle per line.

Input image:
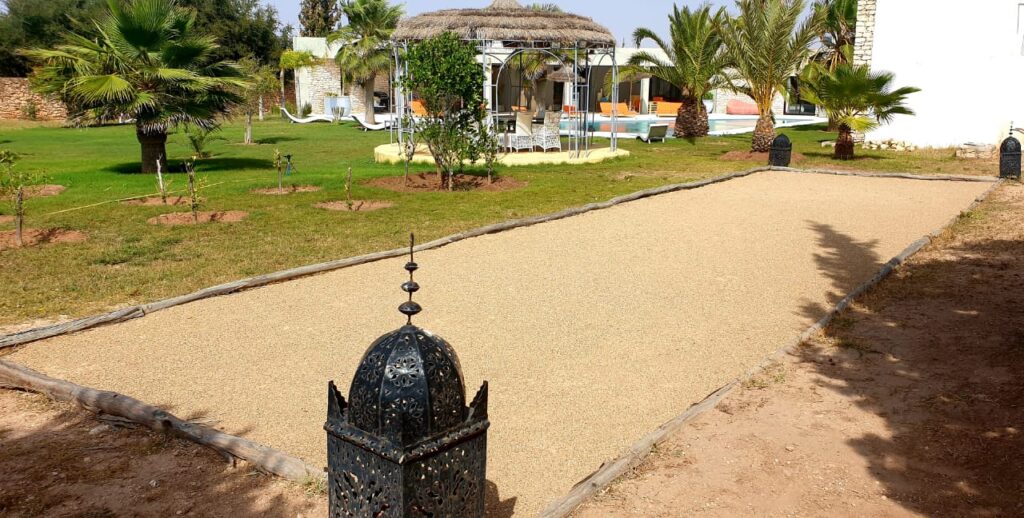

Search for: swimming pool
xmin=559 ymin=115 xmax=825 ymax=137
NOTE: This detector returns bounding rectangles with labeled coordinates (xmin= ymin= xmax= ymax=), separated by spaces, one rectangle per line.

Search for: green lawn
xmin=0 ymin=118 xmax=996 ymax=327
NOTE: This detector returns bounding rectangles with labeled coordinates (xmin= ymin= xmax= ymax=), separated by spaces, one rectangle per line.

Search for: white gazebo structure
xmin=390 ymin=0 xmax=622 ymax=160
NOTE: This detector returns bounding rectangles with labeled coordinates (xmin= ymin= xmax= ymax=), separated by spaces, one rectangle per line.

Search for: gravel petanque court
xmin=8 ymin=171 xmax=992 ymax=516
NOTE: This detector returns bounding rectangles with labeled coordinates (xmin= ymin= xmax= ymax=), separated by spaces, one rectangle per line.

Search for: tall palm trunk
xmin=751 ymin=113 xmax=775 ymax=152
xmin=675 ymin=95 xmax=710 ymax=138
xmin=834 ymin=123 xmax=855 ymax=160
xmin=137 ymin=125 xmax=168 ymax=174
xmin=363 ymin=76 xmax=377 ymax=125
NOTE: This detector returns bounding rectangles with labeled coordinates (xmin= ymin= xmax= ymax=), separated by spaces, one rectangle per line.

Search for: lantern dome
xmin=345 ymin=324 xmax=468 ymax=446
xmin=1001 ymin=135 xmax=1020 ymax=153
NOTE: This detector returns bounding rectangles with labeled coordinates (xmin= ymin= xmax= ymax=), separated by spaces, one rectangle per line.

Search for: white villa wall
xmin=865 ymin=0 xmax=1024 ymax=147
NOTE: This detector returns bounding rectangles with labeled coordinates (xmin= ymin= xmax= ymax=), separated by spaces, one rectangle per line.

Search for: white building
xmin=856 ymin=0 xmax=1024 ymax=147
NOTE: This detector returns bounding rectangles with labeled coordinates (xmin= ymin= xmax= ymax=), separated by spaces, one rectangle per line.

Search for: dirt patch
xmin=577 ymin=182 xmax=1024 ymax=517
xmin=251 ymin=185 xmax=322 ymax=195
xmin=0 ymin=229 xmax=87 ymax=250
xmin=147 ymin=211 xmax=249 ymax=226
xmin=0 ymin=389 xmax=327 ymax=517
xmin=0 ymin=216 xmax=12 ymax=225
xmin=367 ymin=173 xmax=526 ymax=193
xmin=315 ymin=200 xmax=394 ymax=212
xmin=122 ymin=196 xmax=202 ymax=207
xmin=719 ymin=150 xmax=806 ymax=163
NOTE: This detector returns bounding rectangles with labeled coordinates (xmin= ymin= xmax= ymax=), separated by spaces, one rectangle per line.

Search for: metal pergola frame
xmin=391 ymin=38 xmax=619 ymax=160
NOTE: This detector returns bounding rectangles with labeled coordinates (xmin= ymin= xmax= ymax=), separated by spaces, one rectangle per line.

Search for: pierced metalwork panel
xmin=328 ymin=439 xmax=402 ymax=517
xmin=404 ymin=434 xmax=488 ymax=517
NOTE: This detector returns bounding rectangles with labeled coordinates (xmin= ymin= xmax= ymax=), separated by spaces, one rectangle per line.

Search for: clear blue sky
xmin=269 ymin=1 xmax=738 ymax=43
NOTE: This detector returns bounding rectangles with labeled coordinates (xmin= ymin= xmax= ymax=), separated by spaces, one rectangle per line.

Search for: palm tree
xmin=238 ymin=57 xmax=280 ymax=145
xmin=799 ymin=63 xmax=919 ymax=160
xmin=627 ymin=4 xmax=730 ymax=137
xmin=721 ymin=0 xmax=819 ymax=152
xmin=329 ymin=0 xmax=403 ymax=125
xmin=811 ymin=0 xmax=857 ymax=71
xmin=23 ymin=0 xmax=246 ymax=173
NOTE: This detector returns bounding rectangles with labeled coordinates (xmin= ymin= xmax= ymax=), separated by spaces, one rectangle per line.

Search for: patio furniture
xmin=600 ymin=102 xmax=638 ymax=117
xmin=351 ymin=115 xmax=393 ymax=131
xmin=637 ymin=124 xmax=669 ymax=143
xmin=409 ymin=100 xmax=428 ymax=117
xmin=509 ymin=111 xmax=535 ymax=152
xmin=653 ymin=101 xmax=683 ymax=117
xmin=282 ymin=107 xmax=334 ymax=124
xmin=535 ymin=111 xmax=563 ymax=152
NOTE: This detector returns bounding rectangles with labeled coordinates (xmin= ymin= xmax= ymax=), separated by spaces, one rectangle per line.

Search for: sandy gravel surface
xmin=8 ymin=171 xmax=991 ymax=516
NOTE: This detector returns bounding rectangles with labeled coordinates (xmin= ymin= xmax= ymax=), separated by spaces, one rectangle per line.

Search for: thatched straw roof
xmin=392 ymin=0 xmax=616 ymax=48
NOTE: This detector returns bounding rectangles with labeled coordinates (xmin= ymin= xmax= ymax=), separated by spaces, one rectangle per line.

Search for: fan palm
xmin=23 ymin=0 xmax=246 ymax=173
xmin=721 ymin=0 xmax=819 ymax=151
xmin=799 ymin=63 xmax=919 ymax=160
xmin=329 ymin=0 xmax=402 ymax=125
xmin=627 ymin=4 xmax=730 ymax=137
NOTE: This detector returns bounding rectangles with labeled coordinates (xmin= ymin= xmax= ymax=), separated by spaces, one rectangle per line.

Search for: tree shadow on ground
xmin=254 ymin=136 xmax=300 ymax=145
xmin=797 ymin=214 xmax=1024 ymax=515
xmin=0 ymin=389 xmax=327 ymax=517
xmin=803 ymin=150 xmax=890 ymax=161
xmin=486 ymin=480 xmax=517 ymax=517
xmin=799 ymin=221 xmax=881 ymax=322
xmin=105 ymin=158 xmax=273 ymax=175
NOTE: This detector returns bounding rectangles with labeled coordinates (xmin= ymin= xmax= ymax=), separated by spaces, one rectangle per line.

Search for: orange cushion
xmin=726 ymin=100 xmax=759 ymax=115
xmin=410 ymin=100 xmax=427 ymax=116
xmin=656 ymin=102 xmax=683 ymax=117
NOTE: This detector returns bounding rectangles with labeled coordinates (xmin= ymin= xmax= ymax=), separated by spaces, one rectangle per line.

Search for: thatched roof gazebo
xmin=390 ymin=0 xmax=623 ymax=158
xmin=392 ymin=0 xmax=616 ymax=48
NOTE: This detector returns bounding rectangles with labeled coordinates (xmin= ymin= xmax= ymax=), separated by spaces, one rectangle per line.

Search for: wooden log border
xmin=539 ymin=178 xmax=1005 ymax=518
xmin=0 ymin=359 xmax=322 ymax=481
xmin=0 ymin=166 xmax=997 ymax=353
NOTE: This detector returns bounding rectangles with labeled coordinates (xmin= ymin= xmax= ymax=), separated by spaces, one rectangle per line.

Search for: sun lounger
xmin=351 ymin=115 xmax=393 ymax=131
xmin=599 ymin=102 xmax=638 ymax=117
xmin=638 ymin=124 xmax=669 ymax=143
xmin=282 ymin=107 xmax=334 ymax=124
xmin=653 ymin=101 xmax=684 ymax=117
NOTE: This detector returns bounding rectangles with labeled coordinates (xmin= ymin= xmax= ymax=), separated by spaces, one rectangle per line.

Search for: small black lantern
xmin=1000 ymin=136 xmax=1021 ymax=179
xmin=769 ymin=134 xmax=793 ymax=167
xmin=326 ymin=235 xmax=489 ymax=517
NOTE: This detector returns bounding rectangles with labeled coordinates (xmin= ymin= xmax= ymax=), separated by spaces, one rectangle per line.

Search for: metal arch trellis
xmin=391 ymin=38 xmax=619 ymax=161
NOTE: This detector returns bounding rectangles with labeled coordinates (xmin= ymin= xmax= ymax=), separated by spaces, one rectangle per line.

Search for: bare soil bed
xmin=314 ymin=200 xmax=394 ymax=212
xmin=720 ymin=150 xmax=806 ymax=163
xmin=251 ymin=185 xmax=322 ymax=195
xmin=147 ymin=211 xmax=249 ymax=226
xmin=0 ymin=229 xmax=86 ymax=250
xmin=367 ymin=172 xmax=526 ymax=192
xmin=122 ymin=196 xmax=202 ymax=207
xmin=0 ymin=216 xmax=12 ymax=224
xmin=26 ymin=185 xmax=66 ymax=198
xmin=576 ymin=182 xmax=1024 ymax=517
xmin=0 ymin=389 xmax=327 ymax=517
xmin=6 ymin=172 xmax=993 ymax=516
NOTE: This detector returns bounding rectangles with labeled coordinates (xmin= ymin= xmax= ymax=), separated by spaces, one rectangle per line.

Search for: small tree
xmin=800 ymin=63 xmax=919 ymax=160
xmin=273 ymin=149 xmax=284 ymax=191
xmin=238 ymin=57 xmax=280 ymax=144
xmin=474 ymin=123 xmax=501 ymax=185
xmin=0 ymin=150 xmax=38 ymax=247
xmin=184 ymin=158 xmax=201 ymax=223
xmin=403 ymin=32 xmax=485 ymax=191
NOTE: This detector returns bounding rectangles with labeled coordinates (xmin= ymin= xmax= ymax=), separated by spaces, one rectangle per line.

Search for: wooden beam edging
xmin=0 ymin=166 xmax=998 ymax=354
xmin=0 ymin=359 xmax=323 ymax=481
xmin=539 ymin=178 xmax=1006 ymax=518
xmin=0 ymin=166 xmax=772 ymax=352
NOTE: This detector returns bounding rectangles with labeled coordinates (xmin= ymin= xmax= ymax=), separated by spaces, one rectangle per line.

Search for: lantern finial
xmin=399 ymin=233 xmax=422 ymax=324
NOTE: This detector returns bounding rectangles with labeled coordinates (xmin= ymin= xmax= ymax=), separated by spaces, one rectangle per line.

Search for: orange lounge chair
xmin=600 ymin=102 xmax=638 ymax=117
xmin=409 ymin=99 xmax=428 ymax=117
xmin=654 ymin=101 xmax=683 ymax=117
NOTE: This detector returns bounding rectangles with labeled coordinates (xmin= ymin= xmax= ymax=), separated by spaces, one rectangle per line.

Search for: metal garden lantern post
xmin=325 ymin=235 xmax=490 ymax=517
xmin=769 ymin=134 xmax=793 ymax=167
xmin=1000 ymin=135 xmax=1021 ymax=179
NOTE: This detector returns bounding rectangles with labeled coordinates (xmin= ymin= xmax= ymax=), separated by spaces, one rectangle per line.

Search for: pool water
xmin=559 ymin=117 xmax=820 ymax=137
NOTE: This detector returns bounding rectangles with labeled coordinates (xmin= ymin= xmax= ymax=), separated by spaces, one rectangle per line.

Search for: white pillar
xmin=639 ymin=78 xmax=651 ymax=114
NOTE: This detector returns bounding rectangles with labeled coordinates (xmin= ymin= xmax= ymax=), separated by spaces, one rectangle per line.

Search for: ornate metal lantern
xmin=769 ymin=134 xmax=793 ymax=167
xmin=325 ymin=235 xmax=489 ymax=517
xmin=1000 ymin=136 xmax=1021 ymax=179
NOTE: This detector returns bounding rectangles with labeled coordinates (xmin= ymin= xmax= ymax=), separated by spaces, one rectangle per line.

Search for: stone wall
xmin=0 ymin=78 xmax=67 ymax=121
xmin=349 ymin=74 xmax=390 ymax=117
xmin=853 ymin=0 xmax=877 ymax=66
